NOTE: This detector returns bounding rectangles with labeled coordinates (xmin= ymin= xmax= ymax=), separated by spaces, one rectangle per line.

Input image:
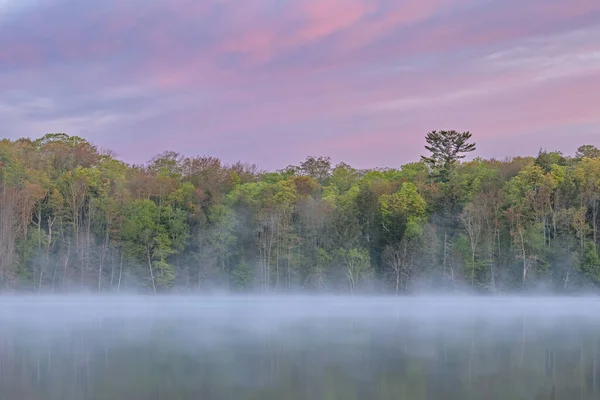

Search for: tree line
xmin=0 ymin=131 xmax=599 ymax=294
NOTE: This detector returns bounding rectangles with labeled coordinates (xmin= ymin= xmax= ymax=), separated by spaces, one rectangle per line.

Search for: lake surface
xmin=1 ymin=296 xmax=600 ymax=400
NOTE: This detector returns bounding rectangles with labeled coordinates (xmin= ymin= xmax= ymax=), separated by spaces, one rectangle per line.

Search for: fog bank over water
xmin=2 ymin=295 xmax=600 ymax=328
xmin=3 ymin=294 xmax=600 ymax=312
xmin=2 ymin=296 xmax=600 ymax=400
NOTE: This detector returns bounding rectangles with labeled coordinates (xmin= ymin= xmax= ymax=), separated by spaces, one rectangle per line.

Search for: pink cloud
xmin=221 ymin=30 xmax=276 ymax=53
xmin=457 ymin=73 xmax=600 ymax=136
xmin=2 ymin=0 xmax=600 ymax=170
xmin=338 ymin=71 xmax=600 ymax=155
xmin=309 ymin=75 xmax=600 ymax=166
xmin=142 ymin=29 xmax=599 ymax=143
xmin=295 ymin=0 xmax=368 ymax=42
xmin=208 ymin=0 xmax=458 ymax=69
xmin=533 ymin=0 xmax=600 ymax=19
xmin=0 ymin=43 xmax=41 ymax=67
xmin=326 ymin=0 xmax=599 ymax=71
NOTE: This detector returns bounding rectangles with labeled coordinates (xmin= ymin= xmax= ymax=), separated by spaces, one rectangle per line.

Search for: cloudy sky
xmin=1 ymin=0 xmax=599 ymax=169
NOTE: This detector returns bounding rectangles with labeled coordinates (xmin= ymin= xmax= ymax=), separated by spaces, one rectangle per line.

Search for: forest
xmin=0 ymin=131 xmax=599 ymax=294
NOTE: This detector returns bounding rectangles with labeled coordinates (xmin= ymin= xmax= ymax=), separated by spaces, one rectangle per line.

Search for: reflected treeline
xmin=1 ymin=314 xmax=600 ymax=399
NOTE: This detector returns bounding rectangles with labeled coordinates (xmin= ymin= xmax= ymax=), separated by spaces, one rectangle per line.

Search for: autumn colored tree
xmin=0 ymin=132 xmax=598 ymax=294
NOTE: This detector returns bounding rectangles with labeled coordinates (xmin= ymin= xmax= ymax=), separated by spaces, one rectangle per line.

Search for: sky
xmin=1 ymin=0 xmax=599 ymax=170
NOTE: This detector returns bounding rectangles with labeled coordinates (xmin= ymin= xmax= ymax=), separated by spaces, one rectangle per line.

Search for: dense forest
xmin=0 ymin=131 xmax=599 ymax=294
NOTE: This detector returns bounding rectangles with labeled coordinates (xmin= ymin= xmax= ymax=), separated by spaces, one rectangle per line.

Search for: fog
xmin=1 ymin=295 xmax=600 ymax=399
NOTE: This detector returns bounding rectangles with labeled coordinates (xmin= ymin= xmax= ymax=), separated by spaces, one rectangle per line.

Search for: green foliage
xmin=121 ymin=200 xmax=188 ymax=290
xmin=0 ymin=132 xmax=599 ymax=294
xmin=202 ymin=204 xmax=237 ymax=266
xmin=260 ymin=172 xmax=286 ymax=184
xmin=298 ymin=156 xmax=332 ymax=184
xmin=148 ymin=151 xmax=184 ymax=178
xmin=576 ymin=144 xmax=600 ymax=159
xmin=398 ymin=162 xmax=429 ymax=183
xmin=336 ymin=247 xmax=372 ymax=294
xmin=578 ymin=241 xmax=600 ymax=284
xmin=329 ymin=162 xmax=360 ymax=194
xmin=535 ymin=149 xmax=568 ymax=172
xmin=231 ymin=259 xmax=254 ymax=289
xmin=379 ymin=183 xmax=427 ymax=240
xmin=449 ymin=159 xmax=501 ymax=203
xmin=421 ymin=130 xmax=477 ymax=182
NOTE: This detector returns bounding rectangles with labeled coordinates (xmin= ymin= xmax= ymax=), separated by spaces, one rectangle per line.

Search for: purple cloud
xmin=1 ymin=0 xmax=599 ymax=169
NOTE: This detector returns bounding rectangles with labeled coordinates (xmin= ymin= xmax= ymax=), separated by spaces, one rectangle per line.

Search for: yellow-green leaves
xmin=379 ymin=183 xmax=427 ymax=239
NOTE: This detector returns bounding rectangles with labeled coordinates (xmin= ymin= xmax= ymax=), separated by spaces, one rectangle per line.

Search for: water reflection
xmin=0 ymin=296 xmax=599 ymax=400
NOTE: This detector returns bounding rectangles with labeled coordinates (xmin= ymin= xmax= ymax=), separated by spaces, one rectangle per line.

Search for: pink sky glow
xmin=1 ymin=0 xmax=599 ymax=169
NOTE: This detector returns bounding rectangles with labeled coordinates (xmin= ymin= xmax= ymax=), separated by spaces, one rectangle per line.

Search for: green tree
xmin=121 ymin=200 xmax=187 ymax=293
xmin=195 ymin=204 xmax=237 ymax=288
xmin=329 ymin=162 xmax=360 ymax=194
xmin=4 ymin=131 xmax=600 ymax=293
xmin=337 ymin=247 xmax=371 ymax=295
xmin=574 ymin=157 xmax=600 ymax=246
xmin=231 ymin=258 xmax=254 ymax=290
xmin=535 ymin=149 xmax=567 ymax=172
xmin=147 ymin=151 xmax=184 ymax=178
xmin=575 ymin=145 xmax=600 ymax=159
xmin=421 ymin=130 xmax=476 ymax=182
xmin=379 ymin=183 xmax=427 ymax=241
xmin=288 ymin=156 xmax=333 ymax=184
xmin=578 ymin=241 xmax=600 ymax=284
xmin=379 ymin=183 xmax=427 ymax=292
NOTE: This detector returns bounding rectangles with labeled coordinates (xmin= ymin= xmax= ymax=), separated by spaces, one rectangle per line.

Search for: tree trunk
xmin=110 ymin=250 xmax=115 ymax=289
xmin=117 ymin=251 xmax=123 ymax=293
xmin=275 ymin=216 xmax=280 ymax=291
xmin=518 ymin=226 xmax=528 ymax=287
xmin=287 ymin=243 xmax=292 ymax=290
xmin=146 ymin=247 xmax=156 ymax=295
xmin=594 ymin=199 xmax=598 ymax=247
xmin=51 ymin=260 xmax=58 ymax=293
xmin=62 ymin=239 xmax=71 ymax=290
xmin=347 ymin=271 xmax=355 ymax=296
xmin=98 ymin=222 xmax=110 ymax=292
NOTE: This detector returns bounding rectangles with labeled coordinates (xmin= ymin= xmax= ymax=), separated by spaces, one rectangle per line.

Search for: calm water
xmin=1 ymin=296 xmax=600 ymax=400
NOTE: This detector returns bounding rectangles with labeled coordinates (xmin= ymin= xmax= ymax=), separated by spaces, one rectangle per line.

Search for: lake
xmin=0 ymin=296 xmax=599 ymax=399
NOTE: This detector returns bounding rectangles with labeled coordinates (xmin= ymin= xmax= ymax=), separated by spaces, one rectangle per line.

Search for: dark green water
xmin=1 ymin=296 xmax=600 ymax=400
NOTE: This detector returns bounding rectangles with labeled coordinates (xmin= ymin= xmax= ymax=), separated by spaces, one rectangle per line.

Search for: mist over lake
xmin=1 ymin=295 xmax=600 ymax=400
xmin=3 ymin=0 xmax=599 ymax=396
